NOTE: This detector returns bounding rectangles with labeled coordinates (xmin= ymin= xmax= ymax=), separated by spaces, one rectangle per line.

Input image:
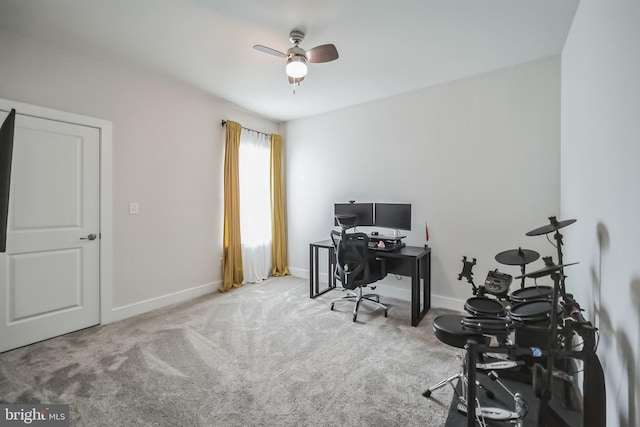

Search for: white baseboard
xmin=288 ymin=267 xmax=308 ymax=279
xmin=431 ymin=294 xmax=466 ymax=312
xmin=107 ymin=281 xmax=221 ymax=323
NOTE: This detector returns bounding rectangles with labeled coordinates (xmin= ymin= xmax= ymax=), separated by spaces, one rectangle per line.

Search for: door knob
xmin=81 ymin=233 xmax=97 ymax=241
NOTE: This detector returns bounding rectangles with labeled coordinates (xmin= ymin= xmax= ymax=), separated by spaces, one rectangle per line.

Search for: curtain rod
xmin=221 ymin=120 xmax=271 ymax=137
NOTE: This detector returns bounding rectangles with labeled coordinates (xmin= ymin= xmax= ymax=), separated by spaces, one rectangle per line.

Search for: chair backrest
xmin=331 ymin=230 xmax=372 ymax=290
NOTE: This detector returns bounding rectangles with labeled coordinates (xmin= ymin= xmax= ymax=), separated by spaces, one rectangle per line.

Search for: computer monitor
xmin=374 ymin=203 xmax=412 ymax=231
xmin=334 ymin=202 xmax=374 ymax=227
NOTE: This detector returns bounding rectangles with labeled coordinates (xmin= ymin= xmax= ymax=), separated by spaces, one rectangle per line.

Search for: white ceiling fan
xmin=253 ymin=29 xmax=339 ymax=88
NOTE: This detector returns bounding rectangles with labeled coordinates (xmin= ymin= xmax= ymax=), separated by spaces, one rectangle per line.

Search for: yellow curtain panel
xmin=270 ymin=133 xmax=290 ymax=276
xmin=220 ymin=121 xmax=244 ymax=292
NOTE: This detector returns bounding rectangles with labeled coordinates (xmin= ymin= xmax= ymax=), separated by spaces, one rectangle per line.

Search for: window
xmin=238 ymin=129 xmax=271 ymax=282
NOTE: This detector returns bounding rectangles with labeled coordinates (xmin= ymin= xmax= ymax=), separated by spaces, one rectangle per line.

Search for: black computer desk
xmin=309 ymin=239 xmax=431 ymax=327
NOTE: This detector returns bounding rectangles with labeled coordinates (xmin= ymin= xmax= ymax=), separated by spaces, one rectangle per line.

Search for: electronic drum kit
xmin=424 ymin=216 xmax=602 ymax=427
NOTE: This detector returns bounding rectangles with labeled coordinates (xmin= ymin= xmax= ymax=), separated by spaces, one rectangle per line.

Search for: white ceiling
xmin=0 ymin=0 xmax=579 ymax=122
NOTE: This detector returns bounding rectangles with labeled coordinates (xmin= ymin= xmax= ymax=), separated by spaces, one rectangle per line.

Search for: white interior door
xmin=0 ymin=112 xmax=100 ymax=353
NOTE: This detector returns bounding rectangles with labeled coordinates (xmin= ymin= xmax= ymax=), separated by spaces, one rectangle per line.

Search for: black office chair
xmin=329 ymin=223 xmax=388 ymax=322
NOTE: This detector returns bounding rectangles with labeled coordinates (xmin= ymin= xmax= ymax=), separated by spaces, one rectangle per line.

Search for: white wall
xmin=562 ymin=1 xmax=640 ymax=425
xmin=285 ymin=56 xmax=561 ymax=307
xmin=0 ymin=30 xmax=280 ymax=320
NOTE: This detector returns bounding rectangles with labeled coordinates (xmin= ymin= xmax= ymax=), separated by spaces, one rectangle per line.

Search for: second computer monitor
xmin=374 ymin=203 xmax=412 ymax=231
xmin=334 ymin=202 xmax=374 ymax=227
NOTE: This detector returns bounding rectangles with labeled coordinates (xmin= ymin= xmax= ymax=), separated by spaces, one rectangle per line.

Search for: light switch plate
xmin=129 ymin=202 xmax=139 ymax=215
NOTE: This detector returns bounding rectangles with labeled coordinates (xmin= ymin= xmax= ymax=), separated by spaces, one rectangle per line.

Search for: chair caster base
xmin=329 ymin=288 xmax=387 ymax=323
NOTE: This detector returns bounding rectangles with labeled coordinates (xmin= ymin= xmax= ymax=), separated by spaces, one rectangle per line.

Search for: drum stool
xmin=422 ymin=314 xmax=493 ymax=400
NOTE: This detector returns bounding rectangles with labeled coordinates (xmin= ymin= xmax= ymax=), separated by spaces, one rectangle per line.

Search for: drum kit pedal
xmin=456 ymin=370 xmax=528 ymax=425
xmin=424 ymin=216 xmax=603 ymax=427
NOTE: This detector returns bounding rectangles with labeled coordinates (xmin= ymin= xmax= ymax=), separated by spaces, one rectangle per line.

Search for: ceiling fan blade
xmin=253 ymin=45 xmax=287 ymax=58
xmin=306 ymin=44 xmax=339 ymax=63
xmin=288 ymin=75 xmax=305 ymax=84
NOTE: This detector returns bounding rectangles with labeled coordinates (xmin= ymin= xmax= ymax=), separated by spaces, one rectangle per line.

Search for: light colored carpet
xmin=0 ymin=276 xmax=460 ymax=426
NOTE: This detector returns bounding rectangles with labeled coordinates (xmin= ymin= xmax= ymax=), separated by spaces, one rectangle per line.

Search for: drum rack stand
xmin=461 ymin=270 xmax=600 ymax=427
xmin=435 ymin=218 xmax=605 ymax=426
xmin=460 ymin=270 xmax=563 ymax=427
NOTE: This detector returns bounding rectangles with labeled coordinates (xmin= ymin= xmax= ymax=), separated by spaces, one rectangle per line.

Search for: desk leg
xmin=314 ymin=246 xmax=321 ymax=296
xmin=309 ymin=244 xmax=336 ymax=298
xmin=411 ymin=252 xmax=431 ymax=327
xmin=411 ymin=258 xmax=420 ymax=326
xmin=423 ymin=252 xmax=431 ymax=313
xmin=328 ymin=247 xmax=335 ymax=290
xmin=309 ymin=245 xmax=318 ymax=298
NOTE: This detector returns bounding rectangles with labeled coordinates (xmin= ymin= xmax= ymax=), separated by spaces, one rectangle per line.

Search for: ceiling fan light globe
xmin=286 ymin=56 xmax=307 ymax=78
